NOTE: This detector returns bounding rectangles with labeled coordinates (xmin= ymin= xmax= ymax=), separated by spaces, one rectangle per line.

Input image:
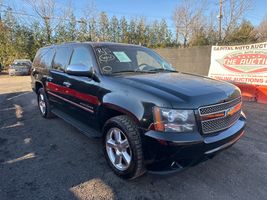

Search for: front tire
xmin=103 ymin=115 xmax=146 ymax=179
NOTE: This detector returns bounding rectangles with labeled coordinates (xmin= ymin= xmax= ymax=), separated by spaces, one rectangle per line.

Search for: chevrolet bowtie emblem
xmin=225 ymin=103 xmax=242 ymax=117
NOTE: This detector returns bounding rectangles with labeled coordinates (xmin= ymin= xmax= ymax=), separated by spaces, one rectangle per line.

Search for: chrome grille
xmin=199 ymin=97 xmax=241 ymax=115
xmin=199 ymin=97 xmax=242 ymax=134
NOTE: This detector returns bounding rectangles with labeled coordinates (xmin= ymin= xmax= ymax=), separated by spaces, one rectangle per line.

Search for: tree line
xmin=0 ymin=0 xmax=267 ymax=66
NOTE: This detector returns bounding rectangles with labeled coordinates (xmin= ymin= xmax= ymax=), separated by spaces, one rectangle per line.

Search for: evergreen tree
xmin=129 ymin=19 xmax=137 ymax=44
xmin=226 ymin=20 xmax=258 ymax=44
xmin=120 ymin=17 xmax=128 ymax=43
xmin=110 ymin=16 xmax=119 ymax=42
xmin=55 ymin=21 xmax=68 ymax=43
xmin=99 ymin=12 xmax=109 ymax=41
xmin=88 ymin=17 xmax=97 ymax=41
xmin=77 ymin=18 xmax=88 ymax=42
xmin=66 ymin=12 xmax=77 ymax=41
xmin=136 ymin=18 xmax=147 ymax=46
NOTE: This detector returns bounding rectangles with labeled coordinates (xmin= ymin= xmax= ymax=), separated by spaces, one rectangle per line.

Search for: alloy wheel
xmin=38 ymin=94 xmax=46 ymax=115
xmin=105 ymin=127 xmax=132 ymax=171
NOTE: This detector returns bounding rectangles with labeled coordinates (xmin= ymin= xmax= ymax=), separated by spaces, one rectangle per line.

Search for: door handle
xmin=63 ymin=81 xmax=71 ymax=87
xmin=47 ymin=77 xmax=53 ymax=82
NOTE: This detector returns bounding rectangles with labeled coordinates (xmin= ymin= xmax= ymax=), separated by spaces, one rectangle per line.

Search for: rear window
xmin=52 ymin=47 xmax=72 ymax=71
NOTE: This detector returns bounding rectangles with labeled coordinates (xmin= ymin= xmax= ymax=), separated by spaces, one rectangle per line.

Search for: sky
xmin=2 ymin=0 xmax=267 ymax=33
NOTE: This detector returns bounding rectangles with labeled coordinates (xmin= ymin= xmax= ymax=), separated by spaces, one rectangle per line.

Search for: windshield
xmin=93 ymin=45 xmax=176 ymax=74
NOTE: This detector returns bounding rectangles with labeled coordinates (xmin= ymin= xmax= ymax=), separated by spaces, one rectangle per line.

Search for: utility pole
xmin=218 ymin=0 xmax=223 ymax=43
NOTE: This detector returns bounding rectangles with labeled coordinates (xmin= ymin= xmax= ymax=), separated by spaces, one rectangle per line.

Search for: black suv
xmin=31 ymin=42 xmax=246 ymax=179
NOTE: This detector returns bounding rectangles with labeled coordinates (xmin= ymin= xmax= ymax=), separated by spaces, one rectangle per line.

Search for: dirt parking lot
xmin=0 ymin=74 xmax=267 ymax=200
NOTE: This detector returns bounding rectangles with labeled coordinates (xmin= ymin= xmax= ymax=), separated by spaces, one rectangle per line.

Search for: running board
xmin=52 ymin=108 xmax=102 ymax=138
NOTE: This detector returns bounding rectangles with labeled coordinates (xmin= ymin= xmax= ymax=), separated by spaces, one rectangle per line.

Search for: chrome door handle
xmin=47 ymin=77 xmax=53 ymax=82
xmin=63 ymin=81 xmax=71 ymax=87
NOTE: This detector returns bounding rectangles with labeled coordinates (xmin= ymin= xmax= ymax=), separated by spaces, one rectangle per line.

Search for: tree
xmin=128 ymin=19 xmax=138 ymax=44
xmin=147 ymin=20 xmax=159 ymax=47
xmin=99 ymin=12 xmax=109 ymax=41
xmin=257 ymin=16 xmax=267 ymax=42
xmin=80 ymin=0 xmax=98 ymax=42
xmin=226 ymin=20 xmax=258 ymax=44
xmin=77 ymin=18 xmax=88 ymax=42
xmin=189 ymin=27 xmax=209 ymax=46
xmin=65 ymin=11 xmax=77 ymax=41
xmin=172 ymin=0 xmax=206 ymax=47
xmin=110 ymin=16 xmax=119 ymax=42
xmin=54 ymin=20 xmax=67 ymax=43
xmin=158 ymin=19 xmax=172 ymax=47
xmin=221 ymin=0 xmax=252 ymax=43
xmin=120 ymin=16 xmax=128 ymax=43
xmin=136 ymin=18 xmax=147 ymax=45
xmin=26 ymin=0 xmax=56 ymax=44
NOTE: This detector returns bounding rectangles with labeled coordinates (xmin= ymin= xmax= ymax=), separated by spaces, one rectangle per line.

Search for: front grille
xmin=199 ymin=97 xmax=241 ymax=115
xmin=199 ymin=97 xmax=242 ymax=134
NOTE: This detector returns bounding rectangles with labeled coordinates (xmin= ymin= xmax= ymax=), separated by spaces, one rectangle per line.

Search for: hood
xmin=117 ymin=72 xmax=241 ymax=109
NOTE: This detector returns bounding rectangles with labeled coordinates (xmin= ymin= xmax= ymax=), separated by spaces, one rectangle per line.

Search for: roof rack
xmin=42 ymin=41 xmax=81 ymax=47
xmin=61 ymin=41 xmax=81 ymax=44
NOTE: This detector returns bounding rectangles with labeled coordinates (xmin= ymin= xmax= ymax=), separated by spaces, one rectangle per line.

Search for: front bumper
xmin=142 ymin=114 xmax=246 ymax=173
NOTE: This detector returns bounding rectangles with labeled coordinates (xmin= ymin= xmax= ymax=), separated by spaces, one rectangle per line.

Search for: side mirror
xmin=66 ymin=64 xmax=100 ymax=82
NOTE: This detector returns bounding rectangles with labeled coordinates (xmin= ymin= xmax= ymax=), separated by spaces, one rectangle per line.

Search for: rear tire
xmin=37 ymin=88 xmax=54 ymax=118
xmin=103 ymin=115 xmax=146 ymax=179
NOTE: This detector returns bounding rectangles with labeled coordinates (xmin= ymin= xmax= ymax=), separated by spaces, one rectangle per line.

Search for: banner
xmin=208 ymin=42 xmax=267 ymax=86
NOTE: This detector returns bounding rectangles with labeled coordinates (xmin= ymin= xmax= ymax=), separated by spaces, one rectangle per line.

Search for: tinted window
xmin=41 ymin=48 xmax=54 ymax=68
xmin=33 ymin=48 xmax=54 ymax=69
xmin=93 ymin=45 xmax=174 ymax=74
xmin=70 ymin=47 xmax=92 ymax=70
xmin=136 ymin=51 xmax=161 ymax=68
xmin=52 ymin=47 xmax=72 ymax=71
xmin=33 ymin=49 xmax=42 ymax=67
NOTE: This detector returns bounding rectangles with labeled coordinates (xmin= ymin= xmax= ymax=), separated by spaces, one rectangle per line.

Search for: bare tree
xmin=26 ymin=0 xmax=56 ymax=44
xmin=257 ymin=16 xmax=267 ymax=42
xmin=172 ymin=0 xmax=206 ymax=47
xmin=81 ymin=0 xmax=98 ymax=41
xmin=222 ymin=0 xmax=252 ymax=43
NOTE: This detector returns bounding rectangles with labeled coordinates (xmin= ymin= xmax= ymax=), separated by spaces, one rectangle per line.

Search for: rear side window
xmin=33 ymin=48 xmax=55 ymax=69
xmin=33 ymin=49 xmax=42 ymax=67
xmin=41 ymin=48 xmax=55 ymax=69
xmin=52 ymin=47 xmax=72 ymax=71
xmin=70 ymin=47 xmax=93 ymax=70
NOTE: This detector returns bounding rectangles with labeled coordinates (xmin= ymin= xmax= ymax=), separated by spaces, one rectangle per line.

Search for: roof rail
xmin=43 ymin=41 xmax=81 ymax=47
xmin=61 ymin=41 xmax=81 ymax=44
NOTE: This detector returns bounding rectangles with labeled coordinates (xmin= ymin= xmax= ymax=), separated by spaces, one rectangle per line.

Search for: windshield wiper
xmin=147 ymin=68 xmax=177 ymax=73
xmin=112 ymin=70 xmax=155 ymax=74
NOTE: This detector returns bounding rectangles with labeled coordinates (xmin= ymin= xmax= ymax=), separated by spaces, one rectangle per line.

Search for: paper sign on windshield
xmin=113 ymin=52 xmax=131 ymax=62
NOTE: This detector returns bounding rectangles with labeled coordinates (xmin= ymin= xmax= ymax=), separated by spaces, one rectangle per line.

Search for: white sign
xmin=208 ymin=42 xmax=267 ymax=85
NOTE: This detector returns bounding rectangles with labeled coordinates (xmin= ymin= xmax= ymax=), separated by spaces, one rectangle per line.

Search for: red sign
xmin=222 ymin=52 xmax=267 ymax=73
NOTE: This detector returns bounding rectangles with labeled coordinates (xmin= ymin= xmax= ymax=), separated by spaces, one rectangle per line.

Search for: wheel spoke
xmin=106 ymin=139 xmax=117 ymax=149
xmin=121 ymin=139 xmax=129 ymax=149
xmin=114 ymin=153 xmax=122 ymax=165
xmin=122 ymin=151 xmax=131 ymax=166
xmin=114 ymin=129 xmax=122 ymax=142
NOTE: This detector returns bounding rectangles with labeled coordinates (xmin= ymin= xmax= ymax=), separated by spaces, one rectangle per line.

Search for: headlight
xmin=153 ymin=107 xmax=196 ymax=132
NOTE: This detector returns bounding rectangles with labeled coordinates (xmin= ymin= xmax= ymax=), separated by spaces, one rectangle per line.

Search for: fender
xmin=101 ymin=103 xmax=140 ymax=125
xmin=100 ymin=93 xmax=153 ymax=128
xmin=34 ymin=80 xmax=45 ymax=93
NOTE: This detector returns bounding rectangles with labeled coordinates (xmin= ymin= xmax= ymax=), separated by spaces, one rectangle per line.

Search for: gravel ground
xmin=0 ymin=75 xmax=267 ymax=200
